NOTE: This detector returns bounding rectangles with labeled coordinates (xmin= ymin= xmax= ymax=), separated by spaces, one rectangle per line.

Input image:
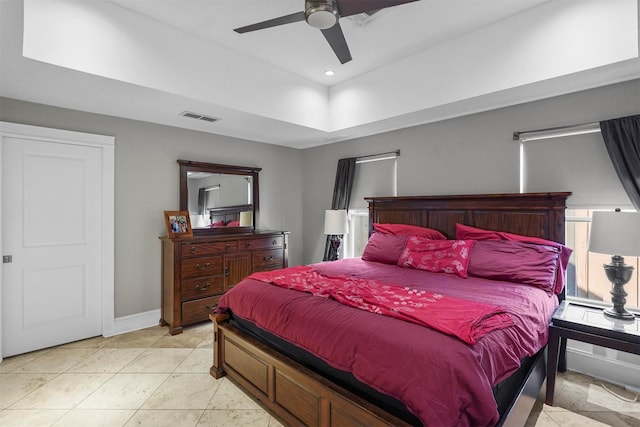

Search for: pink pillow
xmin=361 ymin=233 xmax=408 ymax=265
xmin=456 ymin=224 xmax=572 ymax=294
xmin=227 ymin=220 xmax=240 ymax=227
xmin=373 ymin=223 xmax=446 ymax=240
xmin=398 ymin=237 xmax=475 ymax=278
xmin=211 ymin=220 xmax=225 ymax=227
xmin=468 ymin=240 xmax=560 ymax=294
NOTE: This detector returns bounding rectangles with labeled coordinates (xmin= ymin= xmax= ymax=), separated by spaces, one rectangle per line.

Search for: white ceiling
xmin=109 ymin=0 xmax=548 ymax=86
xmin=1 ymin=0 xmax=639 ymax=149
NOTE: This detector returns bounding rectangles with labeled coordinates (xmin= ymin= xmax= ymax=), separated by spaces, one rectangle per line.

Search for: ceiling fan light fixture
xmin=305 ymin=0 xmax=338 ymax=29
xmin=234 ymin=0 xmax=418 ymax=64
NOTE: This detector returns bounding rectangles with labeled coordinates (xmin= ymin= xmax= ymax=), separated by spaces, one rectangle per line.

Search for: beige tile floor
xmin=526 ymin=371 xmax=640 ymax=427
xmin=0 ymin=322 xmax=638 ymax=426
xmin=0 ymin=323 xmax=283 ymax=427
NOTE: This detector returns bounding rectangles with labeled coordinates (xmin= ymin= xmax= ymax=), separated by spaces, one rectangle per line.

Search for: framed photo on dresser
xmin=164 ymin=210 xmax=192 ymax=238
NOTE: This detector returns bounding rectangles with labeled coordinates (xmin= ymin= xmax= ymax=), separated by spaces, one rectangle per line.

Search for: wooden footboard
xmin=210 ymin=313 xmax=546 ymax=427
xmin=210 ymin=313 xmax=411 ymax=427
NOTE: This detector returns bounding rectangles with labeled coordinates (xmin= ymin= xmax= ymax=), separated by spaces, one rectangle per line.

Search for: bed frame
xmin=210 ymin=192 xmax=571 ymax=426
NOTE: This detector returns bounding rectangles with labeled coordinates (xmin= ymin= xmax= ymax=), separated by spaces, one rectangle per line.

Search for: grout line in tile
xmin=4 ymin=323 xmax=633 ymax=427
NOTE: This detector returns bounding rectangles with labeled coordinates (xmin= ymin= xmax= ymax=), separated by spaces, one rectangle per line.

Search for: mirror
xmin=178 ymin=160 xmax=260 ymax=235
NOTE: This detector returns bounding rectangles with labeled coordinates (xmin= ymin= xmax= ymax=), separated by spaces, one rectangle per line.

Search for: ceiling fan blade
xmin=336 ymin=0 xmax=419 ymax=17
xmin=321 ymin=23 xmax=352 ymax=64
xmin=234 ymin=11 xmax=306 ymax=33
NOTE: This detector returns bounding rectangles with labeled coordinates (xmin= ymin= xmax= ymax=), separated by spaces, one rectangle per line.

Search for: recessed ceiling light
xmin=324 ymin=70 xmax=335 ymax=76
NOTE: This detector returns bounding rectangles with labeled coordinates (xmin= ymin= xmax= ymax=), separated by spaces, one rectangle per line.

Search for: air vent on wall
xmin=179 ymin=111 xmax=221 ymax=123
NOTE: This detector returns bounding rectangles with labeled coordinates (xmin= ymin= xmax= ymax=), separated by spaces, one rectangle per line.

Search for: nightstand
xmin=545 ymin=301 xmax=640 ymax=405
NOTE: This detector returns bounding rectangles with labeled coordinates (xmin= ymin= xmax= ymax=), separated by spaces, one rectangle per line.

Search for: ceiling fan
xmin=234 ymin=0 xmax=419 ymax=64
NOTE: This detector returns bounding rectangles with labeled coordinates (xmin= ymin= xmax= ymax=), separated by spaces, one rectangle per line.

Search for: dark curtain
xmin=198 ymin=188 xmax=206 ymax=215
xmin=323 ymin=158 xmax=357 ymax=261
xmin=600 ymin=115 xmax=640 ymax=210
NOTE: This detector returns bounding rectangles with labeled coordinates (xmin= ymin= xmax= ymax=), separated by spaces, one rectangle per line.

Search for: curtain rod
xmin=513 ymin=121 xmax=600 ymax=141
xmin=356 ymin=149 xmax=400 ymax=161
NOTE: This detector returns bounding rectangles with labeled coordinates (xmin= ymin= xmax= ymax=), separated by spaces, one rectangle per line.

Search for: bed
xmin=207 ymin=204 xmax=253 ymax=227
xmin=209 ymin=192 xmax=571 ymax=426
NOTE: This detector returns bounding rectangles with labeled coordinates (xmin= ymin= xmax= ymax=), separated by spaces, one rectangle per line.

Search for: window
xmin=343 ymin=152 xmax=398 ymax=258
xmin=519 ymin=127 xmax=638 ymax=310
xmin=343 ymin=210 xmax=369 ymax=259
xmin=520 ymin=130 xmax=630 ymax=207
xmin=565 ymin=209 xmax=639 ymax=309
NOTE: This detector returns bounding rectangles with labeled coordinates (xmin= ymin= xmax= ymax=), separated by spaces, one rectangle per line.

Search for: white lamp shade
xmin=239 ymin=211 xmax=252 ymax=226
xmin=589 ymin=210 xmax=640 ymax=257
xmin=190 ymin=214 xmax=205 ymax=228
xmin=324 ymin=209 xmax=348 ymax=235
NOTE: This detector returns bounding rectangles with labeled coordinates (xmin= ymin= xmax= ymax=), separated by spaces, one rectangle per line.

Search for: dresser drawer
xmin=182 ymin=296 xmax=220 ymax=325
xmin=182 ymin=256 xmax=223 ymax=278
xmin=253 ymin=249 xmax=284 ymax=271
xmin=240 ymin=236 xmax=284 ymax=251
xmin=181 ymin=276 xmax=224 ymax=300
xmin=181 ymin=241 xmax=238 ymax=258
xmin=162 ymin=231 xmax=288 ymax=335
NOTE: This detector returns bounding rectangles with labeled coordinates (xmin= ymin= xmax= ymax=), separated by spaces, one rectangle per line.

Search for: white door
xmin=2 ymin=133 xmax=104 ymax=356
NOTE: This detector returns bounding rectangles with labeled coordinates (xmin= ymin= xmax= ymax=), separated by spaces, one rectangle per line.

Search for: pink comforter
xmin=249 ymin=266 xmax=514 ymax=345
xmin=218 ymin=258 xmax=558 ymax=426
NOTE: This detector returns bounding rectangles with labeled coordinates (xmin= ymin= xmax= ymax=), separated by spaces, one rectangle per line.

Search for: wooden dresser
xmin=161 ymin=230 xmax=288 ymax=335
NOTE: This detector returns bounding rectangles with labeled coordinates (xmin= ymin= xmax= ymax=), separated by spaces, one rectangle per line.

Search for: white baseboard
xmin=102 ymin=309 xmax=161 ymax=337
xmin=566 ymin=342 xmax=640 ymax=391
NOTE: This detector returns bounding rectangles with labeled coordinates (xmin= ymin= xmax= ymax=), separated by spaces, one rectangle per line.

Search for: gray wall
xmin=0 ymin=97 xmax=303 ymax=317
xmin=3 ymin=79 xmax=640 ymax=314
xmin=301 ymin=79 xmax=640 ymax=264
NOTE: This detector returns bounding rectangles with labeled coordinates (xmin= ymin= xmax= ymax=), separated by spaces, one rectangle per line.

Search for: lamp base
xmin=603 ymin=307 xmax=635 ymax=320
xmin=327 ymin=235 xmax=342 ymax=261
xmin=602 ymin=255 xmax=636 ymax=320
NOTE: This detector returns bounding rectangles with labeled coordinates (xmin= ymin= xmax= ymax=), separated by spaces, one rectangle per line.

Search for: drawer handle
xmin=245 ymin=242 xmax=251 ymax=248
xmin=224 ymin=267 xmax=229 ymax=277
xmin=190 ymin=247 xmax=197 ymax=254
xmin=195 ymin=263 xmax=211 ymax=271
xmin=196 ymin=282 xmax=211 ymax=291
xmin=225 ymin=243 xmax=231 ymax=250
xmin=272 ymin=240 xmax=277 ymax=245
xmin=205 ymin=304 xmax=218 ymax=311
xmin=263 ymin=256 xmax=274 ymax=261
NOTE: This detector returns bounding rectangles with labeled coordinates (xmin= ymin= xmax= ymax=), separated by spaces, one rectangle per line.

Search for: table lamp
xmin=190 ymin=214 xmax=206 ymax=228
xmin=324 ymin=209 xmax=348 ymax=261
xmin=588 ymin=209 xmax=640 ymax=320
xmin=239 ymin=211 xmax=252 ymax=227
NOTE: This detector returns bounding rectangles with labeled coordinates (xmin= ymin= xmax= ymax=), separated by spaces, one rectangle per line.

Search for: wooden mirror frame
xmin=178 ymin=160 xmax=261 ymax=236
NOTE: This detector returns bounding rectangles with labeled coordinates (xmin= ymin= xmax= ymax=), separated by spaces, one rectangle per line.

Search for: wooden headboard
xmin=366 ymin=192 xmax=571 ymax=244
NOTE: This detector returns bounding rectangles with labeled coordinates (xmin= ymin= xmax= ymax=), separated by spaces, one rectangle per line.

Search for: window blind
xmin=349 ymin=157 xmax=397 ymax=209
xmin=522 ymin=132 xmax=632 ymax=209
